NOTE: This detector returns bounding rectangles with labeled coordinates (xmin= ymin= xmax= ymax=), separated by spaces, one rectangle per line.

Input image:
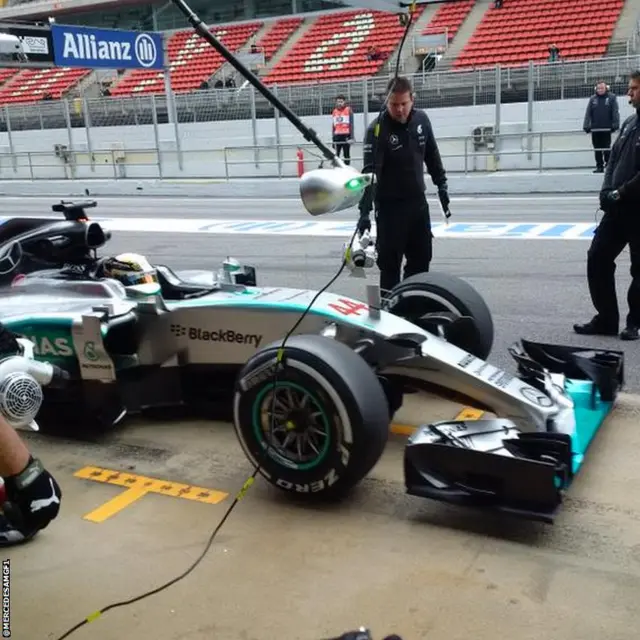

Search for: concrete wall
xmin=0 ymin=95 xmax=635 ymax=181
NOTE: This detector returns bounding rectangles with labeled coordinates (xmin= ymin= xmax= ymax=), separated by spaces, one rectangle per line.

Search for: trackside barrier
xmin=0 ymin=128 xmax=613 ymax=181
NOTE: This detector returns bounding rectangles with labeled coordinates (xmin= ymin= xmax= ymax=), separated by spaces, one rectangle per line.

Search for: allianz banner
xmin=51 ymin=24 xmax=164 ymax=70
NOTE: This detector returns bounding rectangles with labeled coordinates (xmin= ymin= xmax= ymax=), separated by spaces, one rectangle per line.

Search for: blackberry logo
xmin=170 ymin=324 xmax=262 ymax=348
xmin=170 ymin=324 xmax=187 ymax=337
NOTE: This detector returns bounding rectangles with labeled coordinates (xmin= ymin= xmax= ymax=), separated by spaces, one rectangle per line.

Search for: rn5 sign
xmin=51 ymin=24 xmax=164 ymax=70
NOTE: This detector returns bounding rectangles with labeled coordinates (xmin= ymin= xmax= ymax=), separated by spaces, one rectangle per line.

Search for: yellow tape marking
xmin=391 ymin=406 xmax=485 ymax=436
xmin=74 ymin=466 xmax=229 ymax=523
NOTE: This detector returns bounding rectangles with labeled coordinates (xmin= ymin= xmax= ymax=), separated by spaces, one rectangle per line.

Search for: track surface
xmin=3 ymin=193 xmax=637 ymax=389
xmin=6 ymin=193 xmax=640 ymax=640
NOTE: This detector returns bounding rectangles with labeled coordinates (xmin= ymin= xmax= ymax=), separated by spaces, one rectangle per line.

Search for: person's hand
xmin=2 ymin=457 xmax=62 ymax=542
xmin=357 ymin=214 xmax=371 ymax=236
xmin=438 ymin=187 xmax=451 ymax=219
xmin=584 ymin=127 xmax=591 ymax=134
xmin=599 ymin=189 xmax=622 ymax=214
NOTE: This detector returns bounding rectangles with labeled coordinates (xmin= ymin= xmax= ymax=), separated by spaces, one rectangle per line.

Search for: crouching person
xmin=0 ymin=417 xmax=62 ymax=546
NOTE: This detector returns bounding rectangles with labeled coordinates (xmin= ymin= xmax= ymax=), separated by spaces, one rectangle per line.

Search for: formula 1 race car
xmin=0 ymin=199 xmax=625 ymax=523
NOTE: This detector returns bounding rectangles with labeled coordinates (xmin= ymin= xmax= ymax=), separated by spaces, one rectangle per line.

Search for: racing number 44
xmin=328 ymin=298 xmax=368 ymax=317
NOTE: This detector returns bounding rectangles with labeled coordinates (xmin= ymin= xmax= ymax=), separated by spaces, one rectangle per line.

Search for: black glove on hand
xmin=438 ymin=187 xmax=451 ymax=217
xmin=357 ymin=214 xmax=371 ymax=236
xmin=599 ymin=189 xmax=620 ymax=213
xmin=1 ymin=457 xmax=62 ymax=545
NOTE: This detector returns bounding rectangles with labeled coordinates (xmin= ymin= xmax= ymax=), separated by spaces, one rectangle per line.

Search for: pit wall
xmin=0 ymin=95 xmax=633 ymax=195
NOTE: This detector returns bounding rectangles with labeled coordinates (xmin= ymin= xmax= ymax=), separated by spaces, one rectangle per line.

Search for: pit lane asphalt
xmin=4 ymin=193 xmax=635 ymax=390
xmin=7 ymin=193 xmax=640 ymax=640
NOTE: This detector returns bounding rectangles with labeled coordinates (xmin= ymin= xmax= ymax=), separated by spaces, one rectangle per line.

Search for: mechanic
xmin=574 ymin=69 xmax=640 ymax=340
xmin=357 ymin=75 xmax=450 ymax=294
xmin=0 ymin=323 xmax=62 ymax=546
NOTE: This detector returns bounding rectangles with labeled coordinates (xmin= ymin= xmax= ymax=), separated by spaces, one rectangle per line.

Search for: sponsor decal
xmin=23 ymin=335 xmax=74 ymax=358
xmin=170 ymin=324 xmax=263 ymax=348
xmin=520 ymin=385 xmax=553 ymax=407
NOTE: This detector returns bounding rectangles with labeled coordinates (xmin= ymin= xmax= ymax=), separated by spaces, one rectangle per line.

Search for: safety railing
xmin=0 ymin=128 xmax=617 ymax=181
xmin=0 ymin=52 xmax=639 ymax=133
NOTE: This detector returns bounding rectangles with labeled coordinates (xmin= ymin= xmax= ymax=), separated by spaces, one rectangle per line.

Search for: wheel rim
xmin=387 ymin=290 xmax=463 ymax=324
xmin=252 ymin=381 xmax=332 ymax=470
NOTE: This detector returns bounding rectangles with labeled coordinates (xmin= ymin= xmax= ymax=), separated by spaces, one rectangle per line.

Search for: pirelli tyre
xmin=233 ymin=334 xmax=390 ymax=501
xmin=384 ymin=272 xmax=494 ymax=360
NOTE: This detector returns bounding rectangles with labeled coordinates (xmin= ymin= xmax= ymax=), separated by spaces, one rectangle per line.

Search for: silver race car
xmin=0 ymin=198 xmax=624 ymax=524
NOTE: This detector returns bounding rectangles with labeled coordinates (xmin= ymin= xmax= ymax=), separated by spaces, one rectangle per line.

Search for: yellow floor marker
xmin=75 ymin=466 xmax=229 ymax=523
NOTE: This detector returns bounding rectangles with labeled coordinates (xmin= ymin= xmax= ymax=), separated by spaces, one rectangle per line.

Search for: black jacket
xmin=583 ymin=91 xmax=620 ymax=132
xmin=602 ymin=108 xmax=640 ymax=203
xmin=359 ymin=108 xmax=447 ymax=212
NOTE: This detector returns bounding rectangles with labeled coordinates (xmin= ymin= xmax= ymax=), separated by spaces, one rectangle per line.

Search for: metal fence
xmin=0 ymin=128 xmax=615 ymax=181
xmin=0 ymin=52 xmax=638 ymax=134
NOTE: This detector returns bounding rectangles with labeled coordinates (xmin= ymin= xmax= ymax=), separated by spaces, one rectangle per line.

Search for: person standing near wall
xmin=574 ymin=70 xmax=640 ymax=340
xmin=331 ymin=95 xmax=354 ymax=165
xmin=583 ymin=80 xmax=620 ymax=173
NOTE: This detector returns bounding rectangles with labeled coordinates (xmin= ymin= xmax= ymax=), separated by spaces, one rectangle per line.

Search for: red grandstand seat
xmin=255 ymin=17 xmax=304 ymax=62
xmin=109 ymin=21 xmax=263 ymax=96
xmin=453 ymin=0 xmax=625 ymax=69
xmin=263 ymin=8 xmax=425 ymax=85
xmin=422 ymin=0 xmax=475 ymax=41
xmin=0 ymin=67 xmax=91 ymax=106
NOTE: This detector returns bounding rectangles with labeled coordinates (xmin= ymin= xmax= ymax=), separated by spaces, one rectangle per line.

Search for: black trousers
xmin=591 ymin=131 xmax=612 ymax=169
xmin=587 ymin=210 xmax=640 ymax=329
xmin=333 ymin=134 xmax=351 ymax=165
xmin=375 ymin=194 xmax=433 ymax=293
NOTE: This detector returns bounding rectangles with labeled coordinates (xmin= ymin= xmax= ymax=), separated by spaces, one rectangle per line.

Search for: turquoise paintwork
xmin=565 ymin=379 xmax=614 ymax=475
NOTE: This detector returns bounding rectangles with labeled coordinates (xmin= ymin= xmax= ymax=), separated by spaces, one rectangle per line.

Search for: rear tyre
xmin=233 ymin=334 xmax=390 ymax=501
xmin=385 ymin=271 xmax=494 ymax=360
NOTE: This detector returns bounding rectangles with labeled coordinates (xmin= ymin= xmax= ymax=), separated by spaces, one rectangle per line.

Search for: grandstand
xmin=0 ymin=0 xmax=636 ymax=112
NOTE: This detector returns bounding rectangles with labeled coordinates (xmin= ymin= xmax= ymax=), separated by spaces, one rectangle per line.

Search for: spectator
xmin=494 ymin=0 xmax=503 ymax=8
xmin=548 ymin=43 xmax=560 ymax=62
xmin=583 ymin=80 xmax=620 ymax=172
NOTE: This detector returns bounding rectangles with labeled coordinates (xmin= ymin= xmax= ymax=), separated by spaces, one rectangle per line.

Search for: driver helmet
xmin=102 ymin=253 xmax=161 ymax=297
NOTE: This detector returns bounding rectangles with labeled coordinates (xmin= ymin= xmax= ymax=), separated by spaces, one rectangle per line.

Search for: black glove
xmin=599 ymin=189 xmax=621 ymax=213
xmin=1 ymin=456 xmax=62 ymax=545
xmin=0 ymin=322 xmax=20 ymax=357
xmin=438 ymin=187 xmax=451 ymax=218
xmin=357 ymin=214 xmax=371 ymax=235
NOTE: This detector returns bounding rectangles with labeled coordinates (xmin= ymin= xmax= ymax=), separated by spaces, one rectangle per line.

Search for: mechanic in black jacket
xmin=357 ymin=76 xmax=450 ymax=294
xmin=0 ymin=323 xmax=62 ymax=546
xmin=574 ymin=70 xmax=640 ymax=340
xmin=583 ymin=81 xmax=620 ymax=172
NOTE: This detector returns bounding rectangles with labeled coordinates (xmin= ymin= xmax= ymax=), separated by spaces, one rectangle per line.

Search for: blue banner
xmin=51 ymin=24 xmax=164 ymax=70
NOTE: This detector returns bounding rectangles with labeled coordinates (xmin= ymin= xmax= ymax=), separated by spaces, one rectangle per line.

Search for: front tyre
xmin=233 ymin=334 xmax=390 ymax=501
xmin=385 ymin=271 xmax=494 ymax=360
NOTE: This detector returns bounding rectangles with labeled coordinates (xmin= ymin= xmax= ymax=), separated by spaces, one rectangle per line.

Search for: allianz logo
xmin=61 ymin=32 xmax=158 ymax=68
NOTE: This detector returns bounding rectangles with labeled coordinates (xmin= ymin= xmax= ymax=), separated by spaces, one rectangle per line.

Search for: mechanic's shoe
xmin=573 ymin=318 xmax=618 ymax=336
xmin=0 ymin=512 xmax=37 ymax=547
xmin=620 ymin=325 xmax=640 ymax=341
xmin=593 ymin=167 xmax=604 ymax=173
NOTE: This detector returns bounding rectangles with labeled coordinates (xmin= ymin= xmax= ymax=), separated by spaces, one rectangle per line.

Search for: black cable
xmin=50 ymin=4 xmax=417 ymax=638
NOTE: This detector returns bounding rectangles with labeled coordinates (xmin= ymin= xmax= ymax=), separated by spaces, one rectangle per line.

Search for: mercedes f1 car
xmin=0 ymin=198 xmax=625 ymax=523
